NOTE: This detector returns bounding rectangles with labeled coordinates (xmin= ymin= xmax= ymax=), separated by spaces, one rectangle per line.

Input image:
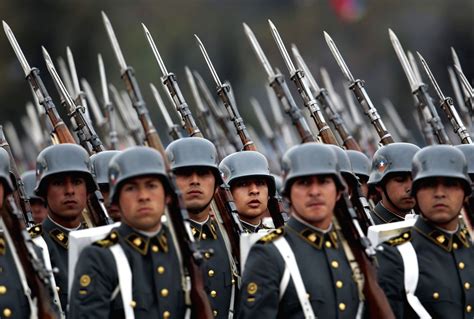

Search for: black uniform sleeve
xmin=237 ymin=242 xmax=285 ymax=319
xmin=68 ymin=245 xmax=119 ymax=319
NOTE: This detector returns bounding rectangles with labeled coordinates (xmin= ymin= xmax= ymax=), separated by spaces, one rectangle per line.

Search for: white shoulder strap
xmin=109 ymin=245 xmax=134 ymax=319
xmin=273 ymin=237 xmax=316 ymax=319
xmin=396 ymin=242 xmax=431 ymax=319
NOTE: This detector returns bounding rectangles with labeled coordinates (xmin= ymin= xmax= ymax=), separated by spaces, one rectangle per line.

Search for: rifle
xmin=98 ymin=54 xmax=119 ymax=150
xmin=452 ymin=48 xmax=474 ymax=117
xmin=81 ymin=78 xmax=109 ymax=144
xmin=243 ymin=23 xmax=316 ymax=144
xmin=269 ymin=21 xmax=339 ymax=146
xmin=195 ymin=34 xmax=286 ymax=228
xmin=150 ymin=83 xmax=183 ymax=141
xmin=382 ymin=99 xmax=411 ymax=142
xmin=388 ymin=29 xmax=451 ymax=145
xmin=3 ymin=21 xmax=76 ymax=145
xmin=1 ymin=195 xmax=61 ymax=318
xmin=102 ymin=12 xmax=213 ymax=318
xmin=448 ymin=67 xmax=473 ymax=130
xmin=417 ymin=52 xmax=472 ymax=144
xmin=0 ymin=126 xmax=35 ymax=228
xmin=291 ymin=44 xmax=362 ymax=151
xmin=334 ymin=193 xmax=395 ymax=319
xmin=324 ymin=31 xmax=395 ymax=146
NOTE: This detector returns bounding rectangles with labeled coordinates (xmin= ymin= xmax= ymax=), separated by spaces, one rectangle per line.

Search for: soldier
xmin=30 ymin=143 xmax=95 ymax=311
xmin=21 ymin=170 xmax=48 ymax=224
xmin=90 ymin=150 xmax=121 ymax=221
xmin=368 ymin=143 xmax=420 ymax=224
xmin=69 ymin=146 xmax=186 ymax=318
xmin=376 ymin=145 xmax=473 ymax=318
xmin=166 ymin=137 xmax=236 ymax=318
xmin=219 ymin=151 xmax=275 ymax=233
xmin=328 ymin=145 xmax=359 ymax=196
xmin=346 ymin=150 xmax=371 ymax=197
xmin=0 ymin=148 xmax=33 ymax=318
xmin=238 ymin=143 xmax=361 ymax=318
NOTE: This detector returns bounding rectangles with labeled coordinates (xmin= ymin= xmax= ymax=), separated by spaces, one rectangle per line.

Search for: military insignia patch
xmin=49 ymin=229 xmax=68 ymax=248
xmin=257 ymin=227 xmax=284 ymax=244
xmin=80 ymin=274 xmax=91 ymax=287
xmin=247 ymin=282 xmax=258 ymax=295
xmin=28 ymin=224 xmax=43 ymax=239
xmin=387 ymin=230 xmax=411 ymax=246
xmin=94 ymin=231 xmax=119 ymax=248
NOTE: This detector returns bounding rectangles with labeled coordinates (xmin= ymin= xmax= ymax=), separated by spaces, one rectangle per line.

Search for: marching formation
xmin=0 ymin=11 xmax=473 ymax=319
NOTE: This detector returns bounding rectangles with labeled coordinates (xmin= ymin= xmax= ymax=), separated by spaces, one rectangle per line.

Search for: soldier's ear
xmin=335 ymin=190 xmax=342 ymax=201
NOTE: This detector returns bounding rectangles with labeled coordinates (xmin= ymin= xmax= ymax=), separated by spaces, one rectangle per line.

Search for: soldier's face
xmin=100 ymin=188 xmax=121 ymax=222
xmin=30 ymin=199 xmax=48 ymax=224
xmin=230 ymin=177 xmax=269 ymax=223
xmin=416 ymin=177 xmax=466 ymax=231
xmin=289 ymin=175 xmax=340 ymax=229
xmin=46 ymin=174 xmax=88 ymax=223
xmin=118 ymin=176 xmax=167 ymax=232
xmin=174 ymin=167 xmax=216 ymax=214
xmin=378 ymin=173 xmax=416 ymax=212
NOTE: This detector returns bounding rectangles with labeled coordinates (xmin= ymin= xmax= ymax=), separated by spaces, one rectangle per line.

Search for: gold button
xmin=157 ymin=266 xmax=165 ymax=274
xmin=331 ymin=260 xmax=339 ymax=269
xmin=465 ymin=282 xmax=471 ymax=290
xmin=161 ymin=288 xmax=169 ymax=297
xmin=208 ymin=269 xmax=215 ymax=277
xmin=133 ymin=238 xmax=142 ymax=246
xmin=339 ymin=303 xmax=346 ymax=311
xmin=210 ymin=290 xmax=217 ymax=298
xmin=336 ymin=281 xmax=343 ymax=288
xmin=204 ymin=252 xmax=211 ymax=259
xmin=325 ymin=241 xmax=332 ymax=248
xmin=130 ymin=300 xmax=136 ymax=308
xmin=467 ymin=305 xmax=472 ymax=313
xmin=403 ymin=233 xmax=409 ymax=239
xmin=163 ymin=310 xmax=171 ymax=319
xmin=453 ymin=242 xmax=458 ymax=249
xmin=436 ymin=235 xmax=445 ymax=244
xmin=432 ymin=292 xmax=439 ymax=299
xmin=213 ymin=310 xmax=218 ymax=317
xmin=459 ymin=262 xmax=465 ymax=270
xmin=152 ymin=245 xmax=159 ymax=253
xmin=110 ymin=232 xmax=117 ymax=239
xmin=3 ymin=308 xmax=12 ymax=318
xmin=0 ymin=286 xmax=6 ymax=295
xmin=202 ymin=233 xmax=207 ymax=239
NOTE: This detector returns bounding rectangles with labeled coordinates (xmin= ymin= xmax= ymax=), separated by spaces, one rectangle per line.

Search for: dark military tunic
xmin=0 ymin=232 xmax=31 ymax=318
xmin=370 ymin=202 xmax=405 ymax=225
xmin=238 ymin=216 xmax=360 ymax=319
xmin=190 ymin=217 xmax=236 ymax=318
xmin=377 ymin=217 xmax=474 ymax=318
xmin=68 ymin=223 xmax=185 ymax=319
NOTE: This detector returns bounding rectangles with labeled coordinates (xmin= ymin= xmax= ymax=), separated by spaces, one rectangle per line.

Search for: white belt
xmin=110 ymin=245 xmax=135 ymax=319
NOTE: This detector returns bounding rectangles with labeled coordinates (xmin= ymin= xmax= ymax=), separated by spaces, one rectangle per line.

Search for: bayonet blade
xmin=451 ymin=47 xmax=463 ymax=72
xmin=142 ymin=23 xmax=169 ymax=76
xmin=417 ymin=52 xmax=445 ymax=101
xmin=101 ymin=11 xmax=128 ymax=72
xmin=98 ymin=53 xmax=111 ymax=105
xmin=268 ymin=20 xmax=297 ymax=75
xmin=407 ymin=50 xmax=423 ymax=84
xmin=243 ymin=22 xmax=275 ymax=79
xmin=185 ymin=66 xmax=206 ymax=113
xmin=194 ymin=34 xmax=223 ymax=88
xmin=323 ymin=31 xmax=355 ymax=83
xmin=454 ymin=65 xmax=474 ymax=96
xmin=67 ymin=46 xmax=81 ymax=97
xmin=2 ymin=20 xmax=31 ymax=76
xmin=388 ymin=29 xmax=418 ymax=92
xmin=291 ymin=44 xmax=321 ymax=93
xmin=448 ymin=67 xmax=469 ymax=114
xmin=150 ymin=83 xmax=174 ymax=129
xmin=250 ymin=97 xmax=273 ymax=139
xmin=57 ymin=56 xmax=75 ymax=97
xmin=193 ymin=70 xmax=223 ymax=118
xmin=320 ymin=67 xmax=345 ymax=114
xmin=81 ymin=78 xmax=105 ymax=125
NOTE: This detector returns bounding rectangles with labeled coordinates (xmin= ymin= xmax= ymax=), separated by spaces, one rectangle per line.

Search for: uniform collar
xmin=414 ymin=217 xmax=471 ymax=252
xmin=240 ymin=220 xmax=262 ymax=233
xmin=286 ymin=216 xmax=338 ymax=249
xmin=119 ymin=223 xmax=169 ymax=255
xmin=189 ymin=217 xmax=218 ymax=240
xmin=373 ymin=202 xmax=406 ymax=223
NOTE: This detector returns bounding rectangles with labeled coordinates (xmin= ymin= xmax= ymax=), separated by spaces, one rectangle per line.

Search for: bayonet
xmin=81 ymin=78 xmax=106 ymax=127
xmin=454 ymin=65 xmax=474 ymax=98
xmin=243 ymin=22 xmax=275 ymax=79
xmin=67 ymin=47 xmax=92 ymax=125
xmin=417 ymin=52 xmax=472 ymax=144
xmin=269 ymin=21 xmax=336 ymax=145
xmin=57 ymin=56 xmax=75 ymax=97
xmin=381 ymin=99 xmax=410 ymax=141
xmin=150 ymin=83 xmax=182 ymax=140
xmin=98 ymin=54 xmax=118 ymax=149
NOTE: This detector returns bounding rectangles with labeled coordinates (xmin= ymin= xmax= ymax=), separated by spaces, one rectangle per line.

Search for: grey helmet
xmin=412 ymin=145 xmax=471 ymax=195
xmin=35 ymin=144 xmax=96 ymax=198
xmin=90 ymin=151 xmax=121 ymax=187
xmin=272 ymin=174 xmax=283 ymax=197
xmin=346 ymin=150 xmax=371 ymax=181
xmin=327 ymin=145 xmax=358 ymax=186
xmin=281 ymin=143 xmax=345 ymax=195
xmin=109 ymin=146 xmax=170 ymax=204
xmin=219 ymin=151 xmax=275 ymax=195
xmin=165 ymin=137 xmax=223 ymax=184
xmin=0 ymin=148 xmax=14 ymax=194
xmin=20 ymin=170 xmax=42 ymax=201
xmin=368 ymin=143 xmax=420 ymax=186
xmin=455 ymin=144 xmax=474 ymax=179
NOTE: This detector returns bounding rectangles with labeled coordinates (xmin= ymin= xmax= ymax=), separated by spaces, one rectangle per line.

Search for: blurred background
xmin=0 ymin=0 xmax=473 ymax=170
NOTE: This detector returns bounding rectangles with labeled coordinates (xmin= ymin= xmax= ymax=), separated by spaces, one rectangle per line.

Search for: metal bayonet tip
xmin=417 ymin=51 xmax=444 ymax=100
xmin=142 ymin=23 xmax=168 ymax=76
xmin=42 ymin=46 xmax=52 ymax=63
xmin=291 ymin=44 xmax=321 ymax=92
xmin=2 ymin=20 xmax=11 ymax=33
xmin=323 ymin=31 xmax=355 ymax=83
xmin=195 ymin=34 xmax=223 ymax=88
xmin=268 ymin=19 xmax=296 ymax=75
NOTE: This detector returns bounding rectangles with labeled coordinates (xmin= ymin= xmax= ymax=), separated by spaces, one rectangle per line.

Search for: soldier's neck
xmin=380 ymin=200 xmax=409 ymax=218
xmin=189 ymin=206 xmax=211 ymax=223
xmin=47 ymin=215 xmax=82 ymax=231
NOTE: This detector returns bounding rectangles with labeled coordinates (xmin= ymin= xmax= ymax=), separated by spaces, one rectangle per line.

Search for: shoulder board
xmin=93 ymin=230 xmax=119 ymax=248
xmin=28 ymin=224 xmax=43 ymax=239
xmin=257 ymin=227 xmax=285 ymax=244
xmin=386 ymin=230 xmax=412 ymax=246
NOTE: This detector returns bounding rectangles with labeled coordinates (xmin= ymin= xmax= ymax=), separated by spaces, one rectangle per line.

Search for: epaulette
xmin=257 ymin=227 xmax=285 ymax=244
xmin=93 ymin=230 xmax=119 ymax=248
xmin=28 ymin=224 xmax=43 ymax=239
xmin=386 ymin=230 xmax=412 ymax=246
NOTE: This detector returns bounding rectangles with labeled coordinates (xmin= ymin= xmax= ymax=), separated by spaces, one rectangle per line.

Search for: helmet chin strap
xmin=188 ymin=197 xmax=214 ymax=215
xmin=382 ymin=186 xmax=410 ymax=215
